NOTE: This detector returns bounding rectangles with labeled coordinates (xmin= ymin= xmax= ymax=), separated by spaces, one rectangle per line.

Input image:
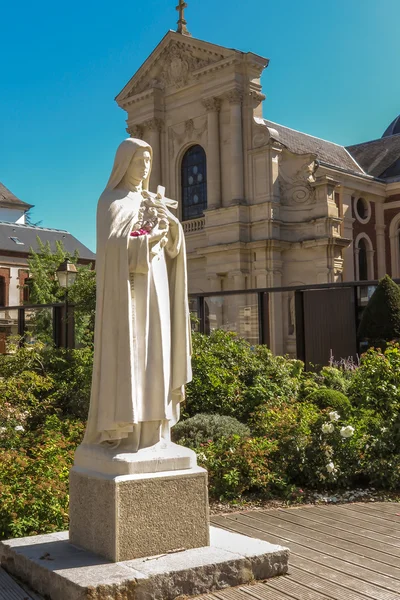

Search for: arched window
xmin=0 ymin=277 xmax=5 ymax=307
xmin=181 ymin=145 xmax=207 ymax=221
xmin=355 ymin=234 xmax=374 ymax=281
xmin=358 ymin=238 xmax=368 ymax=281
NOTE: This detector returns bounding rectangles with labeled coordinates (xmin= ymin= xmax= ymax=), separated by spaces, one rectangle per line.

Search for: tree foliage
xmin=358 ymin=275 xmax=400 ymax=346
xmin=25 ymin=238 xmax=96 ymax=346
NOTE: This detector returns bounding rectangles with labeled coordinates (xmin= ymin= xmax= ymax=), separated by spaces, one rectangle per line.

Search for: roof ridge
xmin=0 ymin=221 xmax=69 ymax=234
xmin=263 ymin=119 xmax=346 ymax=149
xmin=347 ymin=132 xmax=400 ymax=149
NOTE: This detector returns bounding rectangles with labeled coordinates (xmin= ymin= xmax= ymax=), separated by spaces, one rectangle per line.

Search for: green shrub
xmin=186 ymin=331 xmax=302 ymax=422
xmin=195 ymin=435 xmax=287 ymax=500
xmin=348 ymin=343 xmax=400 ymax=416
xmin=172 ymin=413 xmax=250 ymax=448
xmin=305 ymin=388 xmax=352 ymax=417
xmin=0 ymin=415 xmax=84 ymax=539
xmin=358 ymin=275 xmax=400 ymax=347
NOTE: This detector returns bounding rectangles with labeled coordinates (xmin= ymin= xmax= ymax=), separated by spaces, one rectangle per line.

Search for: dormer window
xmin=10 ymin=236 xmax=24 ymax=245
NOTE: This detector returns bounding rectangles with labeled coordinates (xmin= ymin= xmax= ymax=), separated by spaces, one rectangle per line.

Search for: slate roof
xmin=0 ymin=221 xmax=95 ymax=261
xmin=0 ymin=182 xmax=33 ymax=210
xmin=346 ymin=134 xmax=400 ymax=181
xmin=264 ymin=120 xmax=367 ymax=177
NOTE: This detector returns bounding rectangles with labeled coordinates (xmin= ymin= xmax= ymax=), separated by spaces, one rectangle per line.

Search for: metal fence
xmin=0 ymin=302 xmax=74 ymax=352
xmin=1 ymin=278 xmax=398 ymax=365
xmin=189 ymin=279 xmax=400 ymax=367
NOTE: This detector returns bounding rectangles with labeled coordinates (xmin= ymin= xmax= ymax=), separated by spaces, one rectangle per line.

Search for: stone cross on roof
xmin=176 ymin=0 xmax=191 ymax=36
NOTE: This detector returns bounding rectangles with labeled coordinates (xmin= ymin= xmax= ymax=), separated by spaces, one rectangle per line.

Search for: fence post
xmin=17 ymin=308 xmax=25 ymax=347
xmin=257 ymin=292 xmax=270 ymax=346
xmin=295 ymin=291 xmax=306 ymax=363
xmin=198 ymin=296 xmax=205 ymax=334
xmin=53 ymin=306 xmax=63 ymax=348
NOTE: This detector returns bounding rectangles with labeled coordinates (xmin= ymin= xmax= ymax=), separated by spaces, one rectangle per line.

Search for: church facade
xmin=115 ymin=28 xmax=400 ymax=354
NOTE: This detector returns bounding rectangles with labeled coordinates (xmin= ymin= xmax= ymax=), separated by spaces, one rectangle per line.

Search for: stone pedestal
xmin=69 ymin=442 xmax=209 ymax=562
xmin=69 ymin=466 xmax=209 ymax=562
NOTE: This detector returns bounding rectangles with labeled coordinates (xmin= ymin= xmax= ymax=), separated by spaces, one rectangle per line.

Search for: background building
xmin=0 ymin=181 xmax=95 ymax=308
xmin=115 ymin=24 xmax=400 ymax=354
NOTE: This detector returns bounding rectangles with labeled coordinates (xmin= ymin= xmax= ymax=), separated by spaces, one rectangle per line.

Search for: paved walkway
xmin=202 ymin=501 xmax=400 ymax=600
xmin=1 ymin=501 xmax=399 ymax=599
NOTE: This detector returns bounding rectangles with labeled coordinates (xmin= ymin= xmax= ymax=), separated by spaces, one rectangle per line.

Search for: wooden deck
xmin=202 ymin=501 xmax=400 ymax=600
xmin=1 ymin=501 xmax=399 ymax=599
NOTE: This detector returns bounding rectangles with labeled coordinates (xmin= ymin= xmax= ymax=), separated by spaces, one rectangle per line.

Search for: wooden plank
xmin=351 ymin=504 xmax=400 ymax=520
xmin=212 ymin=513 xmax=400 ymax=569
xmin=242 ymin=579 xmax=334 ymax=600
xmin=363 ymin=503 xmax=400 ymax=514
xmin=289 ymin=565 xmax=391 ymax=600
xmin=284 ymin=507 xmax=400 ymax=545
xmin=0 ymin=568 xmax=37 ymax=600
xmin=242 ymin=509 xmax=400 ymax=557
xmin=209 ymin=504 xmax=400 ymax=600
xmin=291 ymin=555 xmax=400 ymax=600
xmin=219 ymin=515 xmax=400 ymax=593
xmin=306 ymin=506 xmax=400 ymax=537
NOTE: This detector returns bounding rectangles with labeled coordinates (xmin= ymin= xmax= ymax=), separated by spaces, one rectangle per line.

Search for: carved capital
xmin=143 ymin=118 xmax=164 ymax=132
xmin=202 ymin=97 xmax=222 ymax=112
xmin=225 ymin=89 xmax=244 ymax=104
xmin=127 ymin=124 xmax=144 ymax=139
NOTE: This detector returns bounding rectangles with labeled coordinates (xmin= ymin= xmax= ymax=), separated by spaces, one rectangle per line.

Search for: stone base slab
xmin=74 ymin=442 xmax=198 ymax=476
xmin=69 ymin=466 xmax=210 ymax=561
xmin=0 ymin=527 xmax=289 ymax=600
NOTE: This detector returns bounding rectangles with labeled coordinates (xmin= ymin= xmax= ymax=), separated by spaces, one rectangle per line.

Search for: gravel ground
xmin=209 ymin=488 xmax=400 ymax=515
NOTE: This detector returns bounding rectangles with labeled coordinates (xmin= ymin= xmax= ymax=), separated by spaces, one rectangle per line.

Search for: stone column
xmin=341 ymin=187 xmax=355 ymax=281
xmin=375 ymin=202 xmax=386 ymax=277
xmin=144 ymin=118 xmax=163 ymax=192
xmin=202 ymin=97 xmax=222 ymax=210
xmin=227 ymin=89 xmax=244 ymax=203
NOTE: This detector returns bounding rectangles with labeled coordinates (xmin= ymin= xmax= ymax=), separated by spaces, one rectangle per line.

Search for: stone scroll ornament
xmin=82 ymin=137 xmax=192 ymax=452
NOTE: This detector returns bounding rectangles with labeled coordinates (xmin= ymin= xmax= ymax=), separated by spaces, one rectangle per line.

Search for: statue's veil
xmin=105 ymin=138 xmax=153 ymax=191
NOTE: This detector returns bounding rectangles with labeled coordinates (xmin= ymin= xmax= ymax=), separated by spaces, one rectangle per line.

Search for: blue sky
xmin=1 ymin=0 xmax=399 ymax=252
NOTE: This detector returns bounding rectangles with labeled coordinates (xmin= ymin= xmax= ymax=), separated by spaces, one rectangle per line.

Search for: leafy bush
xmin=195 ymin=435 xmax=287 ymax=500
xmin=186 ymin=331 xmax=302 ymax=422
xmin=358 ymin=275 xmax=400 ymax=346
xmin=0 ymin=343 xmax=93 ymax=421
xmin=348 ymin=343 xmax=400 ymax=416
xmin=305 ymin=388 xmax=352 ymax=418
xmin=0 ymin=415 xmax=84 ymax=539
xmin=172 ymin=413 xmax=250 ymax=448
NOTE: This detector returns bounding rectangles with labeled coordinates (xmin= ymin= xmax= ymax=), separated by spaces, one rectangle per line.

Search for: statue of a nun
xmin=83 ymin=138 xmax=192 ymax=452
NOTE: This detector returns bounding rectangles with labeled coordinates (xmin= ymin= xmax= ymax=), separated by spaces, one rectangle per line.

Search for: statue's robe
xmin=84 ymin=188 xmax=192 ymax=444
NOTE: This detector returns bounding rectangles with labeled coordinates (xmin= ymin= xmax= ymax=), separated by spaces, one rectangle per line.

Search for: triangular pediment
xmin=116 ymin=31 xmax=242 ymax=103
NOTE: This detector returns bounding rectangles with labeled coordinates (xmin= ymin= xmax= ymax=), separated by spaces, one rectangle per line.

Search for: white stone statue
xmin=80 ymin=138 xmax=192 ymax=459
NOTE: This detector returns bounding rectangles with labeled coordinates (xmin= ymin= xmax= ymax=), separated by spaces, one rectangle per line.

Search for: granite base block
xmin=69 ymin=466 xmax=210 ymax=561
xmin=0 ymin=527 xmax=289 ymax=600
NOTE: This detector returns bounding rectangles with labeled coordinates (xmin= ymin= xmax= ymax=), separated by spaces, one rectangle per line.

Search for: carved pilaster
xmin=202 ymin=98 xmax=222 ymax=210
xmin=226 ymin=90 xmax=244 ymax=202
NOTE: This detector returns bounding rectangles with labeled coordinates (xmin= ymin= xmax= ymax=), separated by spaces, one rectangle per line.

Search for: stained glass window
xmin=181 ymin=145 xmax=207 ymax=221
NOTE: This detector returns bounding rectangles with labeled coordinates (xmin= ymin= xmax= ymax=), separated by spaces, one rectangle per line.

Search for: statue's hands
xmin=147 ymin=222 xmax=168 ymax=246
xmin=153 ymin=199 xmax=180 ymax=228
